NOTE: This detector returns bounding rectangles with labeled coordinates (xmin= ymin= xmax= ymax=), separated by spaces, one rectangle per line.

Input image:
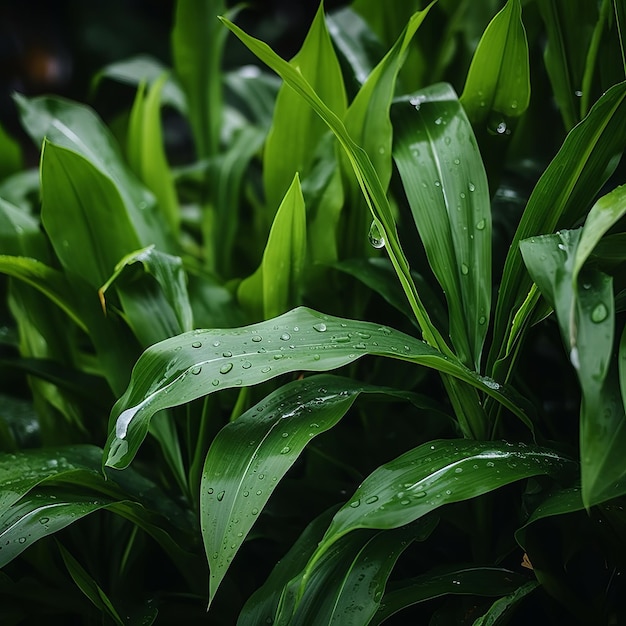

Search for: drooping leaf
xmin=392 ymin=84 xmax=491 ymax=369
xmin=201 ymin=374 xmax=435 ymax=604
xmin=372 ymin=566 xmax=532 ymax=625
xmin=238 ymin=173 xmax=307 ymax=320
xmin=314 ymin=439 xmax=573 ymax=555
xmin=99 ymin=245 xmax=193 ymax=346
xmin=103 ymin=307 xmax=534 ymax=470
xmin=471 ymin=581 xmax=540 ymax=626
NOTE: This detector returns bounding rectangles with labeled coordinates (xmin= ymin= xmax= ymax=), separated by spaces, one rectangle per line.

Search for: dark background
xmin=0 ymin=0 xmax=350 ymax=137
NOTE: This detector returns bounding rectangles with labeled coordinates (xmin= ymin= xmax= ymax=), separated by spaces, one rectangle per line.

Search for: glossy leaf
xmin=316 ymin=440 xmax=573 ymax=551
xmin=372 ymin=566 xmax=532 ymax=625
xmin=57 ymin=542 xmax=125 ymax=626
xmin=460 ymin=0 xmax=530 ymax=129
xmin=220 ymin=15 xmax=446 ymax=353
xmin=238 ymin=173 xmax=307 ymax=320
xmin=344 ymin=3 xmax=435 ymax=192
xmin=202 ymin=374 xmax=431 ymax=604
xmin=127 ymin=74 xmax=180 ymax=235
xmin=489 ymin=82 xmax=626 ymax=377
xmin=40 ymin=142 xmax=142 ymax=289
xmin=281 ymin=525 xmax=428 ymax=625
xmin=392 ymin=84 xmax=491 ymax=369
xmin=172 ymin=0 xmax=226 ymax=157
xmin=263 ymin=2 xmax=347 ymax=211
xmin=99 ymin=245 xmax=193 ymax=345
xmin=104 ymin=307 xmax=534 ymax=470
xmin=472 ymin=581 xmax=539 ymax=626
xmin=0 ymin=121 xmax=23 ymax=181
xmin=15 ymin=95 xmax=170 ymax=252
xmin=223 ymin=66 xmax=280 ymax=129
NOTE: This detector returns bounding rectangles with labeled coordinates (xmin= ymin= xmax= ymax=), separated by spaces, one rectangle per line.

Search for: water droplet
xmin=368 ymin=221 xmax=385 ymax=249
xmin=39 ymin=517 xmax=49 ymax=525
xmin=220 ymin=363 xmax=233 ymax=374
xmin=313 ymin=322 xmax=327 ymax=332
xmin=251 ymin=335 xmax=262 ymax=343
xmin=435 ymin=117 xmax=443 ymax=125
xmin=453 ymin=157 xmax=460 ymax=165
xmin=468 ymin=182 xmax=475 ymax=192
xmin=452 ymin=579 xmax=461 ymax=585
xmin=313 ymin=354 xmax=321 ymax=361
xmin=434 ymin=180 xmax=441 ymax=187
xmin=242 ymin=490 xmax=249 ymax=497
xmin=222 ymin=351 xmax=232 ymax=358
xmin=570 ymin=346 xmax=580 ymax=370
xmin=212 ymin=379 xmax=220 ymax=386
xmin=510 ymin=100 xmax=518 ymax=109
xmin=216 ymin=491 xmax=225 ymax=501
xmin=496 ymin=122 xmax=507 ymax=134
xmin=365 ymin=496 xmax=379 ymax=505
xmin=261 ymin=366 xmax=271 ymax=373
xmin=461 ymin=263 xmax=469 ymax=275
xmin=280 ymin=446 xmax=290 ymax=454
xmin=486 ymin=461 xmax=495 ymax=467
xmin=242 ymin=361 xmax=252 ymax=369
xmin=256 ymin=490 xmax=262 ymax=496
xmin=350 ymin=499 xmax=360 ymax=508
xmin=591 ymin=303 xmax=608 ymax=323
xmin=476 ymin=219 xmax=485 ymax=230
xmin=280 ymin=333 xmax=291 ymax=341
xmin=212 ymin=340 xmax=220 ymax=347
xmin=353 ymin=342 xmax=367 ymax=350
xmin=192 ymin=341 xmax=202 ymax=348
xmin=191 ymin=366 xmax=202 ymax=375
xmin=445 ymin=489 xmax=452 ymax=495
xmin=454 ymin=467 xmax=463 ymax=474
xmin=415 ymin=491 xmax=427 ymax=498
xmin=251 ymin=508 xmax=259 ymax=515
xmin=479 ymin=316 xmax=486 ymax=325
xmin=273 ymin=354 xmax=284 ymax=360
xmin=575 ymin=90 xmax=583 ymax=97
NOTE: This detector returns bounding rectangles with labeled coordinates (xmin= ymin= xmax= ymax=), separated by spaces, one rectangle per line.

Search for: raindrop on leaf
xmin=368 ymin=221 xmax=385 ymax=249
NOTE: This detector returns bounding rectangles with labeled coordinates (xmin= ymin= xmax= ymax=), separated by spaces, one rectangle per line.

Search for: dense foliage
xmin=1 ymin=0 xmax=626 ymax=623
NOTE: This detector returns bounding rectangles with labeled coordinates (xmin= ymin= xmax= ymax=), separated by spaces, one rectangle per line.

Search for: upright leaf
xmin=392 ymin=84 xmax=491 ymax=369
xmin=238 ymin=173 xmax=307 ymax=320
xmin=172 ymin=0 xmax=226 ymax=158
xmin=263 ymin=2 xmax=347 ymax=211
xmin=460 ymin=0 xmax=530 ymax=131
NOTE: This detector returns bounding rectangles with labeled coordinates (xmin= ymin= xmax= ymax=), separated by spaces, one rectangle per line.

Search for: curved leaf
xmin=104 ymin=307 xmax=534 ymax=469
xmin=315 ymin=439 xmax=574 ymax=559
xmin=202 ymin=373 xmax=430 ymax=604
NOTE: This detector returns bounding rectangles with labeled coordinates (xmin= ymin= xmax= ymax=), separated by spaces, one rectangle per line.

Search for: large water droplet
xmin=350 ymin=499 xmax=361 ymax=508
xmin=313 ymin=322 xmax=327 ymax=332
xmin=468 ymin=182 xmax=475 ymax=192
xmin=217 ymin=491 xmax=225 ymax=501
xmin=220 ymin=363 xmax=233 ymax=374
xmin=368 ymin=221 xmax=385 ymax=249
xmin=280 ymin=446 xmax=290 ymax=454
xmin=365 ymin=495 xmax=379 ymax=505
xmin=222 ymin=351 xmax=232 ymax=358
xmin=414 ymin=491 xmax=427 ymax=498
xmin=461 ymin=263 xmax=469 ymax=275
xmin=261 ymin=366 xmax=271 ymax=373
xmin=192 ymin=341 xmax=202 ymax=348
xmin=251 ymin=335 xmax=263 ymax=343
xmin=191 ymin=366 xmax=202 ymax=375
xmin=242 ymin=361 xmax=252 ymax=369
xmin=476 ymin=219 xmax=486 ymax=230
xmin=591 ymin=303 xmax=608 ymax=323
xmin=280 ymin=333 xmax=291 ymax=341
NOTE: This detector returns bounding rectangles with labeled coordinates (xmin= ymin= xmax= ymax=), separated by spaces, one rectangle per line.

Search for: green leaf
xmin=0 ymin=491 xmax=111 ymax=567
xmin=57 ymin=543 xmax=125 ymax=626
xmin=15 ymin=95 xmax=171 ymax=253
xmin=201 ymin=374 xmax=430 ymax=605
xmin=220 ymin=15 xmax=444 ymax=352
xmin=0 ymin=256 xmax=86 ymax=332
xmin=0 ymin=121 xmax=23 ymax=181
xmin=538 ymin=0 xmax=598 ymax=130
xmin=372 ymin=566 xmax=532 ymax=625
xmin=40 ymin=142 xmax=143 ymax=289
xmin=127 ymin=74 xmax=180 ymax=235
xmin=92 ymin=54 xmax=187 ymax=113
xmin=460 ymin=0 xmax=530 ymax=130
xmin=318 ymin=440 xmax=573 ymax=544
xmin=103 ymin=307 xmax=534 ymax=470
xmin=0 ymin=197 xmax=46 ymax=259
xmin=263 ymin=2 xmax=347 ymax=211
xmin=392 ymin=84 xmax=491 ymax=369
xmin=238 ymin=174 xmax=307 ymax=319
xmin=489 ymin=82 xmax=626 ymax=377
xmin=472 ymin=581 xmax=539 ymax=626
xmin=344 ymin=3 xmax=435 ymax=193
xmin=172 ymin=0 xmax=227 ymax=158
xmin=280 ymin=525 xmax=430 ymax=625
xmin=100 ymin=245 xmax=193 ymax=345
